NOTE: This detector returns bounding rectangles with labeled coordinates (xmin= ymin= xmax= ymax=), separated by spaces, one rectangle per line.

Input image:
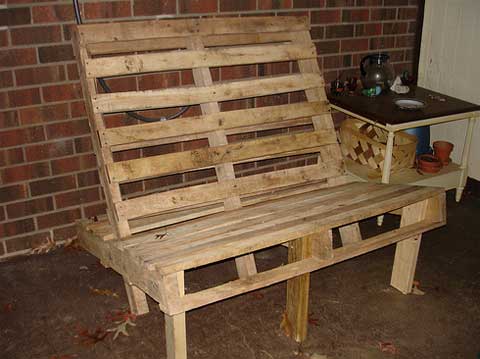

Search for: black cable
xmin=72 ymin=0 xmax=189 ymax=123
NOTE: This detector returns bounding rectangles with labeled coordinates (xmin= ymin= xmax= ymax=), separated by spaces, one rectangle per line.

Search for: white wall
xmin=418 ymin=0 xmax=480 ymax=179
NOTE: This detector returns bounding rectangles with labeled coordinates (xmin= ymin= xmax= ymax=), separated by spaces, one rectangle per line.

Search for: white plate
xmin=394 ymin=98 xmax=426 ymax=110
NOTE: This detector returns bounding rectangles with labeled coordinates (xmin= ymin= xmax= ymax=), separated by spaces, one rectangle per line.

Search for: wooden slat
xmin=107 ymin=130 xmax=337 ymax=183
xmin=87 ymin=32 xmax=295 ymax=56
xmin=93 ymin=73 xmax=323 ymax=114
xmin=78 ymin=17 xmax=309 ymax=44
xmin=117 ymin=163 xmax=342 ymax=219
xmin=103 ymin=101 xmax=327 ymax=148
xmin=86 ymin=43 xmax=316 ymax=78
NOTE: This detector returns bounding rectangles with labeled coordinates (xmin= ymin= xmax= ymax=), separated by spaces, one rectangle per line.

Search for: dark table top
xmin=328 ymin=86 xmax=480 ymax=126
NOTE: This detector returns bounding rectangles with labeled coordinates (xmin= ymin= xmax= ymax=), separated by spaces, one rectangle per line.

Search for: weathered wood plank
xmin=103 ymin=101 xmax=327 ymax=147
xmin=107 ymin=129 xmax=337 ymax=183
xmin=78 ymin=16 xmax=308 ymax=44
xmin=116 ymin=163 xmax=342 ymax=219
xmin=86 ymin=43 xmax=316 ymax=78
xmin=93 ymin=73 xmax=323 ymax=114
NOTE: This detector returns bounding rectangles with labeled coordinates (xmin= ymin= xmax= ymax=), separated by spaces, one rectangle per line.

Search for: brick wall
xmin=0 ymin=0 xmax=420 ymax=259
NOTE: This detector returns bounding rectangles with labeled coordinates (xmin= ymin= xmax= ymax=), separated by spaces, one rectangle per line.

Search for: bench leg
xmin=165 ymin=312 xmax=187 ymax=359
xmin=124 ymin=279 xmax=149 ymax=315
xmin=339 ymin=222 xmax=362 ymax=246
xmin=390 ymin=200 xmax=428 ymax=294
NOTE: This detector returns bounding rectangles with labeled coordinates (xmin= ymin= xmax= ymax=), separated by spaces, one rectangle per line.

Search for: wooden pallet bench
xmin=74 ymin=17 xmax=446 ymax=358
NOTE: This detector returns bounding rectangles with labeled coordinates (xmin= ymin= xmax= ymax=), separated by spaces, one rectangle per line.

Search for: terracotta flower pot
xmin=433 ymin=141 xmax=454 ymax=166
xmin=418 ymin=154 xmax=443 ymax=174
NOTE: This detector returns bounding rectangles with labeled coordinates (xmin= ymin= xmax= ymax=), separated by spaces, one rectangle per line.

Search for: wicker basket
xmin=339 ymin=118 xmax=417 ymax=174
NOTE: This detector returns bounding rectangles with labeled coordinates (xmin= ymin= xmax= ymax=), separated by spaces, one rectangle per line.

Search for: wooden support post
xmin=456 ymin=117 xmax=475 ymax=202
xmin=124 ymin=279 xmax=149 ymax=315
xmin=286 ymin=231 xmax=331 ymax=342
xmin=339 ymin=223 xmax=362 ymax=246
xmin=390 ymin=200 xmax=428 ymax=294
xmin=163 ymin=272 xmax=187 ymax=359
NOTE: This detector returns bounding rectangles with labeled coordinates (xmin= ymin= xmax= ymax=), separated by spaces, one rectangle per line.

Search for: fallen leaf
xmin=107 ymin=318 xmax=136 ymax=340
xmin=50 ymin=355 xmax=78 ymax=359
xmin=280 ymin=312 xmax=292 ymax=338
xmin=89 ymin=286 xmax=119 ymax=299
xmin=77 ymin=327 xmax=109 ymax=346
xmin=412 ymin=280 xmax=426 ymax=295
xmin=3 ymin=303 xmax=14 ymax=312
xmin=105 ymin=308 xmax=136 ymax=323
xmin=308 ymin=313 xmax=320 ymax=326
xmin=379 ymin=341 xmax=397 ymax=355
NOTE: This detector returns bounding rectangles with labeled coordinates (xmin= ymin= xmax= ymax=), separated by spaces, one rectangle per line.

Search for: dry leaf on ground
xmin=107 ymin=318 xmax=136 ymax=340
xmin=76 ymin=327 xmax=109 ymax=346
xmin=89 ymin=286 xmax=119 ymax=299
xmin=280 ymin=312 xmax=292 ymax=338
xmin=379 ymin=341 xmax=397 ymax=354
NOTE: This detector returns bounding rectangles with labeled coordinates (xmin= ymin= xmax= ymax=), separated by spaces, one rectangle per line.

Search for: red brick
xmin=32 ymin=5 xmax=74 ymax=23
xmin=355 ymin=23 xmax=382 ymax=36
xmin=0 ymin=7 xmax=31 ymax=26
xmin=70 ymin=101 xmax=86 ymax=118
xmin=257 ymin=62 xmax=289 ymax=76
xmin=6 ymin=88 xmax=41 ymax=107
xmin=315 ymin=40 xmax=340 ymax=54
xmin=1 ymin=162 xmax=50 ymax=183
xmin=37 ymin=208 xmax=81 ymax=229
xmin=370 ymin=8 xmax=397 ymax=21
xmin=342 ymin=9 xmax=369 ymax=22
xmin=138 ymin=72 xmax=180 ymax=91
xmin=180 ymin=0 xmax=217 ymax=13
xmin=0 ymin=111 xmax=19 ymax=129
xmin=0 ymin=218 xmax=35 ymax=238
xmin=384 ymin=0 xmax=408 ymax=5
xmin=220 ymin=0 xmax=256 ymax=11
xmin=55 ymin=187 xmax=99 ymax=208
xmin=5 ymin=232 xmax=51 ymax=253
xmin=11 ymin=25 xmax=62 ymax=45
xmin=0 ymin=206 xmax=4 ymax=222
xmin=311 ymin=26 xmax=324 ymax=39
xmin=100 ymin=76 xmax=137 ymax=93
xmin=53 ymin=224 xmax=77 ymax=241
xmin=0 ymin=30 xmax=8 ymax=47
xmin=0 ymin=184 xmax=28 ymax=203
xmin=326 ymin=0 xmax=354 ymax=6
xmin=0 ymin=70 xmax=13 ymax=87
xmin=25 ymin=140 xmax=74 ymax=161
xmin=0 ymin=48 xmax=37 ymax=67
xmin=74 ymin=136 xmax=93 ymax=154
xmin=369 ymin=36 xmax=395 ymax=50
xmin=77 ymin=170 xmax=99 ymax=187
xmin=0 ymin=126 xmax=45 ymax=148
xmin=0 ymin=148 xmax=24 ymax=167
xmin=221 ymin=65 xmax=257 ymax=80
xmin=46 ymin=119 xmax=89 ymax=140
xmin=383 ymin=21 xmax=408 ymax=35
xmin=18 ymin=103 xmax=69 ymax=125
xmin=355 ymin=0 xmax=382 ymax=5
xmin=84 ymin=1 xmax=131 ymax=19
xmin=83 ymin=202 xmax=107 ymax=218
xmin=293 ymin=0 xmax=324 ymax=7
xmin=395 ymin=34 xmax=415 ymax=48
xmin=120 ymin=181 xmax=143 ymax=196
xmin=38 ymin=44 xmax=74 ymax=63
xmin=67 ymin=63 xmax=79 ymax=80
xmin=341 ymin=38 xmax=369 ymax=52
xmin=30 ymin=174 xmax=76 ymax=196
xmin=323 ymin=54 xmax=351 ymax=69
xmin=255 ymin=93 xmax=289 ymax=107
xmin=311 ymin=10 xmax=340 ymax=24
xmin=15 ymin=65 xmax=66 ymax=86
xmin=408 ymin=21 xmax=417 ymax=33
xmin=134 ymin=0 xmax=176 ymax=16
xmin=258 ymin=0 xmax=292 ymax=9
xmin=51 ymin=153 xmax=97 ymax=175
xmin=326 ymin=24 xmax=354 ymax=38
xmin=184 ymin=168 xmax=216 ymax=183
xmin=62 ymin=24 xmax=75 ymax=41
xmin=397 ymin=7 xmax=417 ymax=20
xmin=144 ymin=174 xmax=183 ymax=191
xmin=6 ymin=197 xmax=54 ymax=219
xmin=42 ymin=83 xmax=82 ymax=103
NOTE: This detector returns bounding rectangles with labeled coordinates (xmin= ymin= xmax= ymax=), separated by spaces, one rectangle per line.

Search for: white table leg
xmin=456 ymin=117 xmax=476 ymax=202
xmin=378 ymin=131 xmax=396 ymax=226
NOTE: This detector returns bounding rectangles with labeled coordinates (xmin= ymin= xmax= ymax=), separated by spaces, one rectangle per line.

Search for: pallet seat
xmin=74 ymin=16 xmax=446 ymax=358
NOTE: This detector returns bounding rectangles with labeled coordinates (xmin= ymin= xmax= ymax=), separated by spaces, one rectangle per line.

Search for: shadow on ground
xmin=1 ymin=191 xmax=479 ymax=359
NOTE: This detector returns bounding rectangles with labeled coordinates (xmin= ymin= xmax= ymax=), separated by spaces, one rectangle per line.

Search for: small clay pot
xmin=433 ymin=141 xmax=454 ymax=166
xmin=418 ymin=154 xmax=443 ymax=174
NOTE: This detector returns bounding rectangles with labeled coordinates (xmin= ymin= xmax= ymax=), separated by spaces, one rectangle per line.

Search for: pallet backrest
xmin=73 ymin=16 xmax=345 ymax=239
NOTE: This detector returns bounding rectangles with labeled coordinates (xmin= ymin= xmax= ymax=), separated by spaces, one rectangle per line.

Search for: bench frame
xmin=74 ymin=17 xmax=446 ymax=358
